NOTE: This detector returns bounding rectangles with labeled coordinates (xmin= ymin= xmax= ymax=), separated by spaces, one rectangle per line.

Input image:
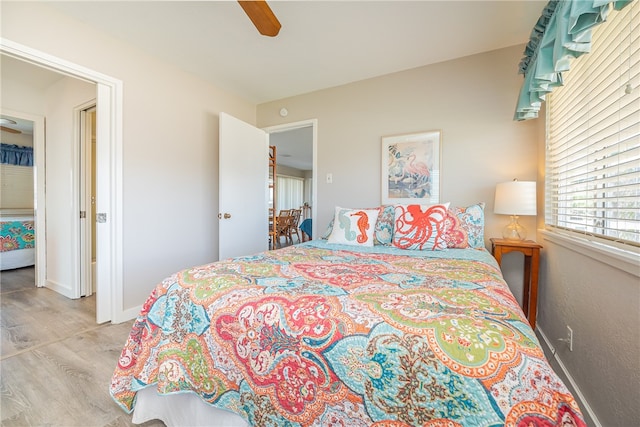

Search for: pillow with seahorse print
xmin=392 ymin=203 xmax=450 ymax=250
xmin=327 ymin=207 xmax=380 ymax=247
xmin=321 ymin=205 xmax=395 ymax=245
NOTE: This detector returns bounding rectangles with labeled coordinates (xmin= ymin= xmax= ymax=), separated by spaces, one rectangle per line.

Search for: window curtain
xmin=0 ymin=143 xmax=34 ymax=166
xmin=514 ymin=0 xmax=634 ymax=121
xmin=276 ymin=175 xmax=304 ymax=213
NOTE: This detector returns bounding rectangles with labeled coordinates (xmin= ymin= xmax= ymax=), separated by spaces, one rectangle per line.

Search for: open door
xmin=218 ymin=113 xmax=269 ymax=260
xmin=79 ymin=105 xmax=96 ymax=297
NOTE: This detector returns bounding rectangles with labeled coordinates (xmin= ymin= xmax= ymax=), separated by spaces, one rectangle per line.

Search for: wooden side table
xmin=490 ymin=238 xmax=543 ymax=329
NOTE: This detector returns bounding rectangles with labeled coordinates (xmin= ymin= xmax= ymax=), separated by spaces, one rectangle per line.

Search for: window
xmin=276 ymin=175 xmax=304 ymax=213
xmin=546 ymin=3 xmax=640 ymax=249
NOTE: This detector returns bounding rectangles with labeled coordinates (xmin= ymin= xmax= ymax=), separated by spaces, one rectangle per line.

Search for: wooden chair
xmin=268 ymin=208 xmax=277 ymax=250
xmin=289 ymin=209 xmax=302 ymax=243
xmin=275 ymin=213 xmax=294 ymax=247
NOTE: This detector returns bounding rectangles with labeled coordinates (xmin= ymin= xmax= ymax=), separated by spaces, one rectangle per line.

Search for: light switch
xmin=326 ymin=173 xmax=333 ymax=184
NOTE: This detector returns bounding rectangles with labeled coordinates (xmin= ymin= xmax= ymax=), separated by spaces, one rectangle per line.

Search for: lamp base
xmin=502 ymin=215 xmax=527 ymax=241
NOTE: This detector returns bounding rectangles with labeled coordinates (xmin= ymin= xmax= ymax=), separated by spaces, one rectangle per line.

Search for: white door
xmin=94 ymin=84 xmax=113 ymax=323
xmin=79 ymin=106 xmax=96 ymax=297
xmin=218 ymin=113 xmax=269 ymax=260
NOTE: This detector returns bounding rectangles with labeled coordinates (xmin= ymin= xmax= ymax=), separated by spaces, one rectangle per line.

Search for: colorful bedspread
xmin=110 ymin=241 xmax=585 ymax=426
xmin=0 ymin=219 xmax=35 ymax=252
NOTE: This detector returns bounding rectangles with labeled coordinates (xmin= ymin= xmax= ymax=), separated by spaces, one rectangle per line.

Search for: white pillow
xmin=327 ymin=207 xmax=380 ymax=247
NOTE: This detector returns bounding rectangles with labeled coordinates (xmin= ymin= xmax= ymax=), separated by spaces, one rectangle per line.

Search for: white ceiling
xmin=43 ymin=0 xmax=544 ymax=104
xmin=270 ymin=125 xmax=314 ymax=170
xmin=0 ymin=115 xmax=34 ymax=136
xmin=1 ymin=1 xmax=544 ymax=165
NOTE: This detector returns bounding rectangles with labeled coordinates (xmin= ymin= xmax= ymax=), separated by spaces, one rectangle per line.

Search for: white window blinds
xmin=0 ymin=164 xmax=34 ymax=209
xmin=546 ymin=2 xmax=640 ymax=248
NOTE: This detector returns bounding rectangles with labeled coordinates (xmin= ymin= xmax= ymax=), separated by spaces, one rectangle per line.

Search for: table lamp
xmin=494 ymin=179 xmax=537 ymax=241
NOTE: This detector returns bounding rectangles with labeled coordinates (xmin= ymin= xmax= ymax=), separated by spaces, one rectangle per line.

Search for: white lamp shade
xmin=494 ymin=181 xmax=537 ymax=216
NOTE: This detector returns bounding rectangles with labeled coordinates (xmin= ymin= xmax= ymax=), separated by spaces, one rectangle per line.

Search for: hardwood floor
xmin=0 ymin=267 xmax=163 ymax=427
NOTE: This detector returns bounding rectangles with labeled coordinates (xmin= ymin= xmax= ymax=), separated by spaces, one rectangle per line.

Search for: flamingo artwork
xmin=406 ymin=153 xmax=430 ymax=187
xmin=386 ymin=141 xmax=433 ymax=199
xmin=383 ymin=131 xmax=440 ymax=204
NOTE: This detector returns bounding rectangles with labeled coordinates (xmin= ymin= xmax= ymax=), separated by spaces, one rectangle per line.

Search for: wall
xmin=258 ymin=45 xmax=538 ymax=245
xmin=277 ymin=164 xmax=305 ymax=178
xmin=258 ymin=44 xmax=540 ymax=304
xmin=537 ymin=235 xmax=639 ymax=426
xmin=0 ymin=70 xmax=47 ymax=115
xmin=42 ymin=77 xmax=95 ymax=296
xmin=1 ymin=2 xmax=256 ymax=310
xmin=1 ymin=73 xmax=44 ymax=211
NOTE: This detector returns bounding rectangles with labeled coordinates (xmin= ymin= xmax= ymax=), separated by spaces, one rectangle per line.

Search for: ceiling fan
xmin=0 ymin=118 xmax=21 ymax=134
xmin=237 ymin=0 xmax=281 ymax=37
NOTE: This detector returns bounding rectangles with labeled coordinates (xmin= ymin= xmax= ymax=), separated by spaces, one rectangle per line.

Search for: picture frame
xmin=381 ymin=130 xmax=441 ymax=204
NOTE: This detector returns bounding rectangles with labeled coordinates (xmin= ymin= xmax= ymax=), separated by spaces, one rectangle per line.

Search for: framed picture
xmin=381 ymin=130 xmax=441 ymax=204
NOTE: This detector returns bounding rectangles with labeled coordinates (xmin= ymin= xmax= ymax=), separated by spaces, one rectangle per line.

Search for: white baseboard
xmin=537 ymin=327 xmax=601 ymax=427
xmin=45 ymin=279 xmax=74 ymax=299
xmin=113 ymin=304 xmax=142 ymax=324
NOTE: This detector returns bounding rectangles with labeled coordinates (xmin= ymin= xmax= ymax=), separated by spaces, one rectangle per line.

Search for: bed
xmin=110 ymin=204 xmax=585 ymax=426
xmin=0 ymin=213 xmax=35 ymax=270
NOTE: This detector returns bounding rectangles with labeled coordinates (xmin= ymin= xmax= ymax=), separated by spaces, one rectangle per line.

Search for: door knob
xmin=218 ymin=213 xmax=232 ymax=219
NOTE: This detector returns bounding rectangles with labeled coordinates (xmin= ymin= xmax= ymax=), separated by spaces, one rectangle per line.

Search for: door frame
xmin=1 ymin=38 xmax=125 ymax=323
xmin=263 ymin=119 xmax=318 ymax=240
xmin=0 ymin=108 xmax=46 ymax=288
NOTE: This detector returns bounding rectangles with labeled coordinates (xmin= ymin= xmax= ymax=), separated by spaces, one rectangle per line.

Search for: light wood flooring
xmin=0 ymin=267 xmax=163 ymax=427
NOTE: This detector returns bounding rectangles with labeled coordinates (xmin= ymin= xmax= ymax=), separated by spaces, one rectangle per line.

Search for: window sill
xmin=539 ymin=229 xmax=640 ymax=278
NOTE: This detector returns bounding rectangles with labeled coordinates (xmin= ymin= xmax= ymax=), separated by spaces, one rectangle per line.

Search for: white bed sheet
xmin=0 ymin=247 xmax=35 ymax=270
xmin=132 ymin=386 xmax=249 ymax=427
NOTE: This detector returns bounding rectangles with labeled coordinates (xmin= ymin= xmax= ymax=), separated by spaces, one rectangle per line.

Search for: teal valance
xmin=514 ymin=0 xmax=634 ymax=121
xmin=0 ymin=143 xmax=33 ymax=166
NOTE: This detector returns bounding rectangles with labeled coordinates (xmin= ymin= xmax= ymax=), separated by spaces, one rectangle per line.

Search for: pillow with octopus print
xmin=392 ymin=203 xmax=450 ymax=251
xmin=327 ymin=207 xmax=380 ymax=247
xmin=442 ymin=202 xmax=486 ymax=249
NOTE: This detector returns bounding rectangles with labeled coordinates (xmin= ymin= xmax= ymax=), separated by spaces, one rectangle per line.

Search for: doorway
xmin=0 ymin=110 xmax=45 ymax=288
xmin=1 ymin=40 xmax=124 ymax=323
xmin=264 ymin=120 xmax=318 ymax=241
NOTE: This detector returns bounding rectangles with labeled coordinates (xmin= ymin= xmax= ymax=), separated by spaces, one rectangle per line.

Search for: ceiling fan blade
xmin=0 ymin=125 xmax=21 ymax=134
xmin=238 ymin=0 xmax=281 ymax=37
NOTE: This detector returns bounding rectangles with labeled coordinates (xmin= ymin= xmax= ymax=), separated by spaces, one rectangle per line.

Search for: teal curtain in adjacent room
xmin=514 ymin=0 xmax=634 ymax=121
xmin=0 ymin=143 xmax=33 ymax=166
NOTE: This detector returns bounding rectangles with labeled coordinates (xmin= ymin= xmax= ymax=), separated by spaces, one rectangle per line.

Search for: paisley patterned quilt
xmin=110 ymin=241 xmax=585 ymax=426
xmin=0 ymin=219 xmax=35 ymax=252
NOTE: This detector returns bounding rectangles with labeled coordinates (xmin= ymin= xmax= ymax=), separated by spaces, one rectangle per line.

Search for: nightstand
xmin=490 ymin=238 xmax=543 ymax=329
